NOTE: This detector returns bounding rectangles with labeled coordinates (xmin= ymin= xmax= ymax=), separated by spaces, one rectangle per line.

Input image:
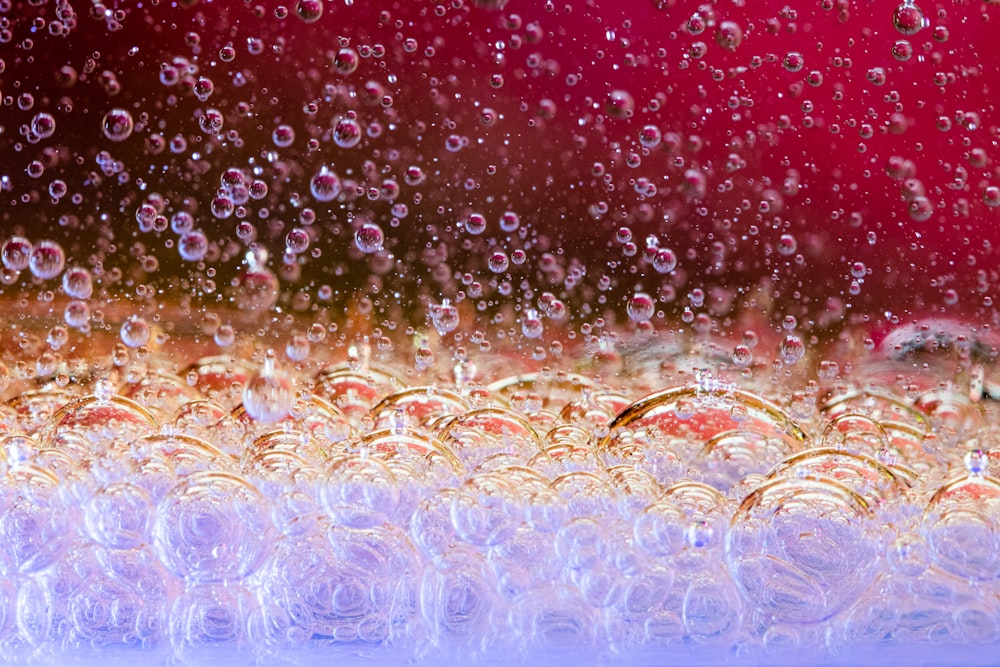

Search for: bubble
xmin=727 ymin=476 xmax=879 ymax=623
xmin=333 ymin=116 xmax=362 ymax=148
xmin=354 ymin=222 xmax=384 ymax=253
xmin=28 ymin=239 xmax=65 ymax=280
xmin=488 ymin=251 xmax=509 ymax=273
xmin=285 ymin=227 xmax=310 ymax=254
xmin=891 ymin=39 xmax=914 ymax=61
xmin=627 ymin=292 xmax=655 ymax=322
xmin=783 ymin=52 xmax=805 ymax=72
xmin=63 ymin=266 xmax=94 ymax=300
xmin=893 ymin=1 xmax=925 ymax=35
xmin=309 ymin=166 xmax=341 ymax=201
xmin=430 ymin=300 xmax=460 ymax=335
xmin=778 ymin=335 xmax=805 ymax=365
xmin=120 ymin=315 xmax=151 ymax=348
xmin=154 ymin=471 xmax=274 ymax=582
xmin=178 ymin=230 xmax=209 ymax=261
xmin=85 ymin=482 xmax=152 ymax=549
xmin=652 ymin=248 xmax=677 ymax=274
xmin=101 ymin=108 xmax=134 ymax=142
xmin=521 ymin=310 xmax=544 ymax=339
xmin=639 ymin=125 xmax=662 ymax=149
xmin=30 ymin=112 xmax=56 ymax=139
xmin=731 ymin=344 xmax=753 ymax=368
xmin=272 ymin=124 xmax=295 ymax=147
xmin=465 ymin=213 xmax=487 ymax=235
xmin=1 ymin=236 xmax=32 ymax=271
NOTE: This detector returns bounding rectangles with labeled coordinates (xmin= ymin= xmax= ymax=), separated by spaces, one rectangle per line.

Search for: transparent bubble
xmin=1 ymin=236 xmax=32 ymax=272
xmin=84 ymin=482 xmax=152 ymax=549
xmin=120 ymin=315 xmax=151 ymax=349
xmin=31 ymin=112 xmax=56 ymax=139
xmin=60 ymin=266 xmax=93 ymax=300
xmin=309 ymin=166 xmax=341 ymax=202
xmin=727 ymin=476 xmax=880 ymax=623
xmin=354 ymin=222 xmax=384 ymax=254
xmin=101 ymin=108 xmax=134 ymax=142
xmin=893 ymin=1 xmax=925 ymax=35
xmin=177 ymin=230 xmax=208 ymax=262
xmin=154 ymin=471 xmax=274 ymax=582
xmin=242 ymin=354 xmax=294 ymax=424
xmin=333 ymin=116 xmax=362 ymax=148
xmin=28 ymin=240 xmax=65 ymax=280
xmin=627 ymin=292 xmax=655 ymax=322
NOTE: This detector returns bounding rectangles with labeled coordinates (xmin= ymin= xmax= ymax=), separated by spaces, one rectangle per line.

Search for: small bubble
xmin=430 ymin=299 xmax=460 ymax=335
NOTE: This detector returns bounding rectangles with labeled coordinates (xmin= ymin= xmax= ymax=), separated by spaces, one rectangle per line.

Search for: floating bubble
xmin=28 ymin=239 xmax=65 ymax=280
xmin=101 ymin=108 xmax=134 ymax=142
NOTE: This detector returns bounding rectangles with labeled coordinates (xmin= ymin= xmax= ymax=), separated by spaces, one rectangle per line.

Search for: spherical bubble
xmin=30 ymin=112 xmax=56 ymax=139
xmin=652 ymin=248 xmax=677 ymax=274
xmin=420 ymin=546 xmax=495 ymax=644
xmin=783 ymin=51 xmax=805 ymax=72
xmin=430 ymin=300 xmax=460 ymax=335
xmin=272 ymin=124 xmax=295 ymax=148
xmin=893 ymin=1 xmax=925 ymax=35
xmin=639 ymin=124 xmax=662 ymax=149
xmin=726 ymin=476 xmax=879 ymax=623
xmin=310 ymin=166 xmax=341 ymax=202
xmin=64 ymin=300 xmax=90 ymax=329
xmin=198 ymin=108 xmax=224 ymax=134
xmin=58 ymin=266 xmax=91 ymax=300
xmin=120 ymin=315 xmax=151 ymax=349
xmin=499 ymin=211 xmax=520 ymax=232
xmin=296 ymin=0 xmax=324 ymax=23
xmin=332 ymin=116 xmax=362 ymax=148
xmin=627 ymin=292 xmax=655 ymax=322
xmin=284 ymin=227 xmax=310 ymax=255
xmin=1 ymin=236 xmax=32 ymax=272
xmin=242 ymin=367 xmax=294 ymax=426
xmin=778 ymin=335 xmax=805 ymax=365
xmin=923 ymin=474 xmax=1000 ymax=580
xmin=178 ymin=230 xmax=209 ymax=262
xmin=354 ymin=222 xmax=384 ymax=253
xmin=85 ymin=482 xmax=152 ymax=549
xmin=101 ymin=107 xmax=134 ymax=142
xmin=465 ymin=213 xmax=487 ymax=235
xmin=193 ymin=75 xmax=214 ymax=102
xmin=731 ymin=344 xmax=753 ymax=368
xmin=28 ymin=239 xmax=65 ymax=280
xmin=606 ymin=89 xmax=634 ymax=119
xmin=488 ymin=251 xmax=509 ymax=273
xmin=210 ymin=195 xmax=234 ymax=219
xmin=0 ymin=466 xmax=69 ymax=573
xmin=154 ymin=471 xmax=274 ymax=582
xmin=333 ymin=47 xmax=360 ymax=74
xmin=682 ymin=578 xmax=743 ymax=642
xmin=892 ymin=39 xmax=914 ymax=61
